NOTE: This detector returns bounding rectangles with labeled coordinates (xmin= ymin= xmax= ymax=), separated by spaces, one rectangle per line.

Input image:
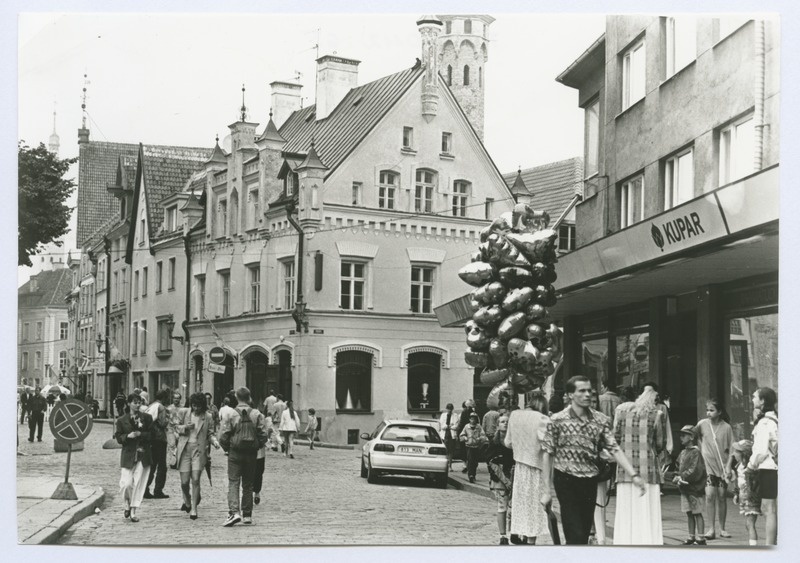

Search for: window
xmin=411 ymin=266 xmax=434 ymax=313
xmin=120 ymin=268 xmax=127 ymax=301
xmin=378 ymin=171 xmax=398 ymax=210
xmin=59 ymin=351 xmax=68 ymax=371
xmin=217 ymin=198 xmax=227 ymax=237
xmin=484 ymin=198 xmax=494 ymax=220
xmin=719 ymin=16 xmax=750 ymax=41
xmin=139 ymin=218 xmax=146 ymax=245
xmin=36 ymin=322 xmax=43 ymax=340
xmin=140 ymin=320 xmax=147 ymax=355
xmin=283 ymin=260 xmax=295 ymax=310
xmin=719 ymin=115 xmax=755 ymax=186
xmin=285 ymin=172 xmax=298 ymax=197
xmin=23 ymin=322 xmax=29 ymax=342
xmin=230 ymin=191 xmax=239 ymax=235
xmin=220 ymin=272 xmax=230 ymax=317
xmin=335 ymin=350 xmax=372 ymax=411
xmin=248 ymin=184 xmax=260 ymax=230
xmin=249 ymin=265 xmax=261 ymax=313
xmin=445 ymin=20 xmax=452 ymax=34
xmin=141 ymin=267 xmax=148 ymax=296
xmin=620 ymin=175 xmax=644 ymax=228
xmin=451 ymin=180 xmax=469 ymax=217
xmin=666 ymin=16 xmax=696 ymax=78
xmin=585 ymin=98 xmax=600 ymax=178
xmin=157 ymin=319 xmax=172 ymax=353
xmin=131 ymin=322 xmax=138 ymax=355
xmin=196 ymin=275 xmax=206 ymax=319
xmin=21 ymin=352 xmax=28 ymax=371
xmin=156 ymin=261 xmax=163 ymax=292
xmin=622 ymin=39 xmax=646 ymax=110
xmin=664 ymin=149 xmax=694 ymax=209
xmin=463 ymin=65 xmax=470 ymax=86
xmin=441 ymin=132 xmax=452 ymax=154
xmin=414 ymin=169 xmax=436 ymax=213
xmin=134 ymin=270 xmax=140 ymax=299
xmin=166 ymin=206 xmax=177 ymax=232
xmin=558 ymin=224 xmax=576 ymax=251
xmin=479 ymin=67 xmax=482 ymax=87
xmin=402 ymin=127 xmax=414 ymax=149
xmin=407 ymin=351 xmax=441 ymax=411
xmin=464 ymin=19 xmax=472 ymax=34
xmin=351 ymin=182 xmax=362 ymax=206
xmin=447 ymin=65 xmax=453 ymax=86
xmin=113 ymin=272 xmax=119 ymax=299
xmin=168 ymin=257 xmax=176 ymax=290
xmin=35 ymin=351 xmax=41 ymax=369
xmin=60 ymin=322 xmax=68 ymax=340
xmin=340 ymin=262 xmax=365 ymax=310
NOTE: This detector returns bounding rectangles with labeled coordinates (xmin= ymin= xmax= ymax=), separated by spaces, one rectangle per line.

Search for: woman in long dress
xmin=612 ymin=387 xmax=666 ymax=544
xmin=504 ymin=394 xmax=551 ymax=544
xmin=175 ymin=392 xmax=219 ymax=520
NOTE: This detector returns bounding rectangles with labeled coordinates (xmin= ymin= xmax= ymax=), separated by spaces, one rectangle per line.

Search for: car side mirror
xmin=360 ymin=432 xmax=371 ymax=440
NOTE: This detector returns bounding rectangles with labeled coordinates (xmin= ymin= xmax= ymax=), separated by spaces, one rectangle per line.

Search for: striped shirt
xmin=613 ymin=406 xmax=665 ymax=484
xmin=541 ymin=406 xmax=619 ymax=479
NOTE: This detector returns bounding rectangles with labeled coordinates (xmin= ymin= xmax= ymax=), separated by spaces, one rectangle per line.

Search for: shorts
xmin=758 ymin=469 xmax=777 ymax=500
xmin=492 ymin=487 xmax=510 ymax=512
xmin=681 ymin=493 xmax=704 ymax=514
xmin=178 ymin=442 xmax=202 ymax=472
xmin=706 ymin=474 xmax=728 ymax=488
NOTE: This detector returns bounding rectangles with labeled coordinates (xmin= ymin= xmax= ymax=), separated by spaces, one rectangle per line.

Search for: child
xmin=459 ymin=411 xmax=488 ymax=483
xmin=674 ymin=425 xmax=708 ymax=545
xmin=728 ymin=440 xmax=761 ymax=545
xmin=305 ymin=408 xmax=318 ymax=450
xmin=486 ymin=414 xmax=514 ymax=545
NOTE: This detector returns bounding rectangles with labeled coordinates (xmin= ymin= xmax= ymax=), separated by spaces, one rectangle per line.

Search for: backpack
xmin=230 ymin=408 xmax=259 ymax=451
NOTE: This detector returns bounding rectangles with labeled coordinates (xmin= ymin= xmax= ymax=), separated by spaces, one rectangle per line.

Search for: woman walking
xmin=115 ymin=393 xmax=153 ymax=522
xmin=694 ymin=398 xmax=733 ymax=539
xmin=749 ymin=387 xmax=777 ymax=545
xmin=175 ymin=392 xmax=220 ymax=520
xmin=279 ymin=399 xmax=302 ymax=459
xmin=504 ymin=394 xmax=551 ymax=545
xmin=612 ymin=386 xmax=666 ymax=544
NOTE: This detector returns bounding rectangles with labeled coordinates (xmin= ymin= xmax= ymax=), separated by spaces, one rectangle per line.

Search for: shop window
xmin=336 ymin=350 xmax=372 ymax=412
xmin=407 ymin=351 xmax=441 ymax=412
xmin=665 ymin=16 xmax=696 ymax=78
xmin=616 ymin=330 xmax=650 ymax=391
xmin=622 ymin=38 xmax=646 ymax=110
xmin=664 ymin=148 xmax=694 ymax=209
xmin=582 ymin=336 xmax=609 ymax=391
xmin=719 ymin=114 xmax=755 ymax=186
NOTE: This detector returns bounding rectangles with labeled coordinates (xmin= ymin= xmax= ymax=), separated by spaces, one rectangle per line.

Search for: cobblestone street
xmin=18 ymin=422 xmax=504 ymax=546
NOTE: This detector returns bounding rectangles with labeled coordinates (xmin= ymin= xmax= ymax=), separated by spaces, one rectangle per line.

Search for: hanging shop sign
xmin=207 ymin=362 xmax=226 ymax=374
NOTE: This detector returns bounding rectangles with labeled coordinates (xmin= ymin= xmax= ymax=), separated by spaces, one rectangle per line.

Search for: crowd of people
xmin=447 ymin=378 xmax=778 ymax=546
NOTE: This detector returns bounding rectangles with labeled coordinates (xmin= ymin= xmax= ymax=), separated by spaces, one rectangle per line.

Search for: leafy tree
xmin=18 ymin=141 xmax=77 ymax=266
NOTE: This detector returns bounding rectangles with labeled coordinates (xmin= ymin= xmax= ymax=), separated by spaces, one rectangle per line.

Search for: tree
xmin=18 ymin=141 xmax=77 ymax=266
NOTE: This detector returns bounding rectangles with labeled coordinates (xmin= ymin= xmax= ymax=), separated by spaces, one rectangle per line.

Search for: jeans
xmin=227 ymin=449 xmax=257 ymax=516
xmin=553 ymin=469 xmax=598 ymax=545
xmin=254 ymin=457 xmax=265 ymax=494
xmin=466 ymin=446 xmax=481 ymax=479
xmin=146 ymin=440 xmax=168 ymax=494
xmin=28 ymin=412 xmax=44 ymax=441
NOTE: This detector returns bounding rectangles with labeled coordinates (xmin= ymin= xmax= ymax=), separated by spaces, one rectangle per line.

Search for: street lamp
xmin=165 ymin=317 xmax=184 ymax=344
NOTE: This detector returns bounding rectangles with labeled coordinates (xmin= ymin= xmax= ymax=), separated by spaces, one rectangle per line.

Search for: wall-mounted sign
xmin=207 ymin=362 xmax=226 ymax=374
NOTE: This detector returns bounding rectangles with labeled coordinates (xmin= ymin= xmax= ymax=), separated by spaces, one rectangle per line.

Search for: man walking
xmin=540 ymin=375 xmax=645 ymax=544
xmin=262 ymin=389 xmax=277 ymax=417
xmin=219 ymin=387 xmax=268 ymax=527
xmin=598 ymin=380 xmax=621 ymax=420
xmin=271 ymin=394 xmax=286 ymax=452
xmin=144 ymin=388 xmax=170 ymax=499
xmin=27 ymin=388 xmax=47 ymax=442
xmin=19 ymin=387 xmax=32 ymax=424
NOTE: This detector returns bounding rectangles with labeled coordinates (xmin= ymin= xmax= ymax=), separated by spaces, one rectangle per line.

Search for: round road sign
xmin=49 ymin=399 xmax=93 ymax=444
xmin=209 ymin=346 xmax=227 ymax=363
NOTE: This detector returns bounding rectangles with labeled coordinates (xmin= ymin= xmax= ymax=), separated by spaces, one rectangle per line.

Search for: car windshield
xmin=381 ymin=424 xmax=441 ymax=444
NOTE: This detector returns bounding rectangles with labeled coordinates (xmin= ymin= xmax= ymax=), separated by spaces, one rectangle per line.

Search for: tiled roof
xmin=18 ymin=268 xmax=72 ymax=309
xmin=502 ymin=157 xmax=584 ymax=221
xmin=279 ymin=66 xmax=423 ymax=175
xmin=84 ymin=214 xmax=120 ymax=251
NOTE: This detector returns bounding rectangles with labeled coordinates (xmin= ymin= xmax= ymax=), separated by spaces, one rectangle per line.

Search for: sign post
xmin=49 ymin=399 xmax=93 ymax=500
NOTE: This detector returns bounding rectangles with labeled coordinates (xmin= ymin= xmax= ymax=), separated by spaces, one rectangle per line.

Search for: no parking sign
xmin=49 ymin=399 xmax=93 ymax=500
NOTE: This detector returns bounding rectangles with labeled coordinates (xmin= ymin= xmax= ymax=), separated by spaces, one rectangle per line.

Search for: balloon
xmin=497 ymin=311 xmax=527 ymax=340
xmin=525 ymin=322 xmax=546 ymax=343
xmin=525 ymin=303 xmax=547 ymax=322
xmin=473 ymin=304 xmax=504 ymax=329
xmin=488 ymin=338 xmax=509 ymax=369
xmin=466 ymin=325 xmax=491 ymax=351
xmin=510 ymin=369 xmax=529 ymax=385
xmin=513 ymin=377 xmax=538 ymax=394
xmin=480 ymin=368 xmax=510 ymax=385
xmin=483 ymin=281 xmax=507 ymax=305
xmin=506 ymin=229 xmax=558 ymax=265
xmin=458 ymin=262 xmax=495 ymax=287
xmin=465 ymin=320 xmax=477 ymax=335
xmin=464 ymin=350 xmax=489 ymax=368
xmin=469 ymin=298 xmax=482 ymax=313
xmin=501 ymin=286 xmax=534 ymax=313
xmin=507 ymin=337 xmax=540 ymax=372
xmin=470 ymin=250 xmax=483 ymax=263
xmin=498 ymin=267 xmax=534 ymax=289
xmin=486 ymin=381 xmax=513 ymax=410
xmin=511 ymin=202 xmax=550 ymax=233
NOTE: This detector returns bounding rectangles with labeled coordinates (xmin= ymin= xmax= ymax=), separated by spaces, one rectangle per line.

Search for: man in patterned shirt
xmin=540 ymin=375 xmax=645 ymax=544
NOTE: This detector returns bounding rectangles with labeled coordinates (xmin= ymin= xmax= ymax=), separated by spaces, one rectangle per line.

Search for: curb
xmin=447 ymin=476 xmax=494 ymax=500
xmin=21 ymin=486 xmax=105 ymax=545
xmin=293 ymin=439 xmax=355 ymax=451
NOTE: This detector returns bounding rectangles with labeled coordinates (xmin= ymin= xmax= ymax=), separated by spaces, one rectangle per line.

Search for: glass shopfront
xmin=582 ymin=335 xmax=609 ymax=391
xmin=616 ymin=327 xmax=649 ymax=391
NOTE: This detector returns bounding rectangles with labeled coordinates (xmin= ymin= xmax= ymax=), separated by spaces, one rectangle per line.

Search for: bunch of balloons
xmin=458 ymin=203 xmax=564 ymax=409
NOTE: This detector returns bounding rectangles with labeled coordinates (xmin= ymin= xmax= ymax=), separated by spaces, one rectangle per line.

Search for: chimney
xmin=315 ymin=55 xmax=360 ymax=121
xmin=417 ymin=15 xmax=443 ymax=123
xmin=270 ymin=81 xmax=303 ymax=128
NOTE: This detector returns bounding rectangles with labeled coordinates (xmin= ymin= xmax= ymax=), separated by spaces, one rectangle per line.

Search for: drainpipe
xmin=753 ymin=19 xmax=766 ymax=171
xmin=285 ymin=201 xmax=307 ymax=333
xmin=103 ymin=237 xmax=111 ymax=418
xmin=183 ymin=221 xmax=205 ymax=395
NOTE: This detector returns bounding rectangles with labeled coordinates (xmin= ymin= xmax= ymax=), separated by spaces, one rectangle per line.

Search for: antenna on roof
xmin=81 ymin=73 xmax=89 ymax=129
xmin=240 ymin=84 xmax=248 ymax=122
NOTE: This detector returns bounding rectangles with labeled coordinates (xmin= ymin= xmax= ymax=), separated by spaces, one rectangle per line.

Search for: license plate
xmin=400 ymin=446 xmax=424 ymax=454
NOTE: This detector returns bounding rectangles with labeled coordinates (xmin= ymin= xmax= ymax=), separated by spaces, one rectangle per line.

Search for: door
xmin=245 ymin=351 xmax=269 ymax=408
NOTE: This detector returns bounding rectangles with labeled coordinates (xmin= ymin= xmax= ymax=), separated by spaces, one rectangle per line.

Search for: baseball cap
xmin=678 ymin=424 xmax=695 ymax=436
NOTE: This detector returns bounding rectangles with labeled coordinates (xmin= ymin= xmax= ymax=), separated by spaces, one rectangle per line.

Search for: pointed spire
xmin=240 ymin=83 xmax=248 ymax=122
xmin=206 ymin=133 xmax=227 ymax=165
xmin=81 ymin=73 xmax=88 ymax=129
xmin=298 ymin=137 xmax=327 ymax=170
xmin=48 ymin=101 xmax=60 ymax=155
xmin=512 ymin=167 xmax=529 ymax=195
xmin=256 ymin=106 xmax=285 ymax=143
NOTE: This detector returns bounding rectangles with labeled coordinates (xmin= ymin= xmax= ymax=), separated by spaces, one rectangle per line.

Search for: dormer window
xmin=285 ymin=172 xmax=298 ymax=197
xmin=165 ymin=206 xmax=177 ymax=232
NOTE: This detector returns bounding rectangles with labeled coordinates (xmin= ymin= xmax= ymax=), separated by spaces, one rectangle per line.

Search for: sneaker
xmin=704 ymin=530 xmax=716 ymax=540
xmin=143 ymin=490 xmax=154 ymax=499
xmin=242 ymin=516 xmax=252 ymax=525
xmin=509 ymin=534 xmax=524 ymax=545
xmin=588 ymin=534 xmax=598 ymax=545
xmin=695 ymin=539 xmax=707 ymax=546
xmin=223 ymin=512 xmax=242 ymax=527
xmin=681 ymin=538 xmax=696 ymax=545
xmin=254 ymin=494 xmax=260 ymax=505
xmin=719 ymin=530 xmax=731 ymax=538
xmin=499 ymin=537 xmax=509 ymax=545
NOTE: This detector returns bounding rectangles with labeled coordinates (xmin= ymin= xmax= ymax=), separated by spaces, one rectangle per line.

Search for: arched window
xmin=463 ymin=65 xmax=470 ymax=86
xmin=378 ymin=170 xmax=398 ymax=210
xmin=336 ymin=350 xmax=372 ymax=412
xmin=407 ymin=351 xmax=441 ymax=412
xmin=447 ymin=65 xmax=453 ymax=86
xmin=414 ymin=169 xmax=436 ymax=213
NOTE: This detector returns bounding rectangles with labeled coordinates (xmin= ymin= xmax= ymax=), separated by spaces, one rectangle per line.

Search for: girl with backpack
xmin=279 ymin=399 xmax=302 ymax=459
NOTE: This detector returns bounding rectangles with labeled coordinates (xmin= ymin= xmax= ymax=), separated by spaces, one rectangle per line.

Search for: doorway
xmin=212 ymin=353 xmax=235 ymax=408
xmin=276 ymin=350 xmax=292 ymax=401
xmin=245 ymin=351 xmax=269 ymax=408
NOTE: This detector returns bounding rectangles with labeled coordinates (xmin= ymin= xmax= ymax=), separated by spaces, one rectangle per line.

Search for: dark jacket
xmin=115 ymin=412 xmax=154 ymax=469
xmin=486 ymin=434 xmax=514 ymax=490
xmin=146 ymin=402 xmax=167 ymax=442
xmin=676 ymin=444 xmax=706 ymax=497
xmin=20 ymin=392 xmax=31 ymax=409
xmin=28 ymin=394 xmax=48 ymax=414
xmin=457 ymin=406 xmax=474 ymax=434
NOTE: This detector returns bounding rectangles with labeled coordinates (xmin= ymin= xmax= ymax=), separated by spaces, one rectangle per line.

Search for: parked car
xmin=360 ymin=419 xmax=449 ymax=488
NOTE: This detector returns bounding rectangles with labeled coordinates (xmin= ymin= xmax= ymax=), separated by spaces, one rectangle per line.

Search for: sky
xmin=15 ymin=11 xmax=606 ymax=284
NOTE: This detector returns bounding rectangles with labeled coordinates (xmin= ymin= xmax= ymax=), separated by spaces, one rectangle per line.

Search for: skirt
xmin=612 ymin=483 xmax=664 ymax=545
xmin=509 ymin=462 xmax=549 ymax=538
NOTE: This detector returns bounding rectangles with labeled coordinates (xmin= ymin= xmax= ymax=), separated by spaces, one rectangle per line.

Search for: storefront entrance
xmin=212 ymin=353 xmax=235 ymax=408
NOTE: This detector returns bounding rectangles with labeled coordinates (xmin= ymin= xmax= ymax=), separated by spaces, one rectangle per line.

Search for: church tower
xmin=48 ymin=103 xmax=60 ymax=155
xmin=437 ymin=15 xmax=494 ymax=141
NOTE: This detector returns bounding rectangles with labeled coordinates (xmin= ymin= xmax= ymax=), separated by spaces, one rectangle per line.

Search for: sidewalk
xmin=447 ymin=460 xmax=767 ymax=547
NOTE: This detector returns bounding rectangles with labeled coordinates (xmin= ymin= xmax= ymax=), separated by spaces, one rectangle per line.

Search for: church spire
xmin=240 ymin=83 xmax=248 ymax=122
xmin=48 ymin=101 xmax=60 ymax=155
xmin=78 ymin=73 xmax=90 ymax=145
